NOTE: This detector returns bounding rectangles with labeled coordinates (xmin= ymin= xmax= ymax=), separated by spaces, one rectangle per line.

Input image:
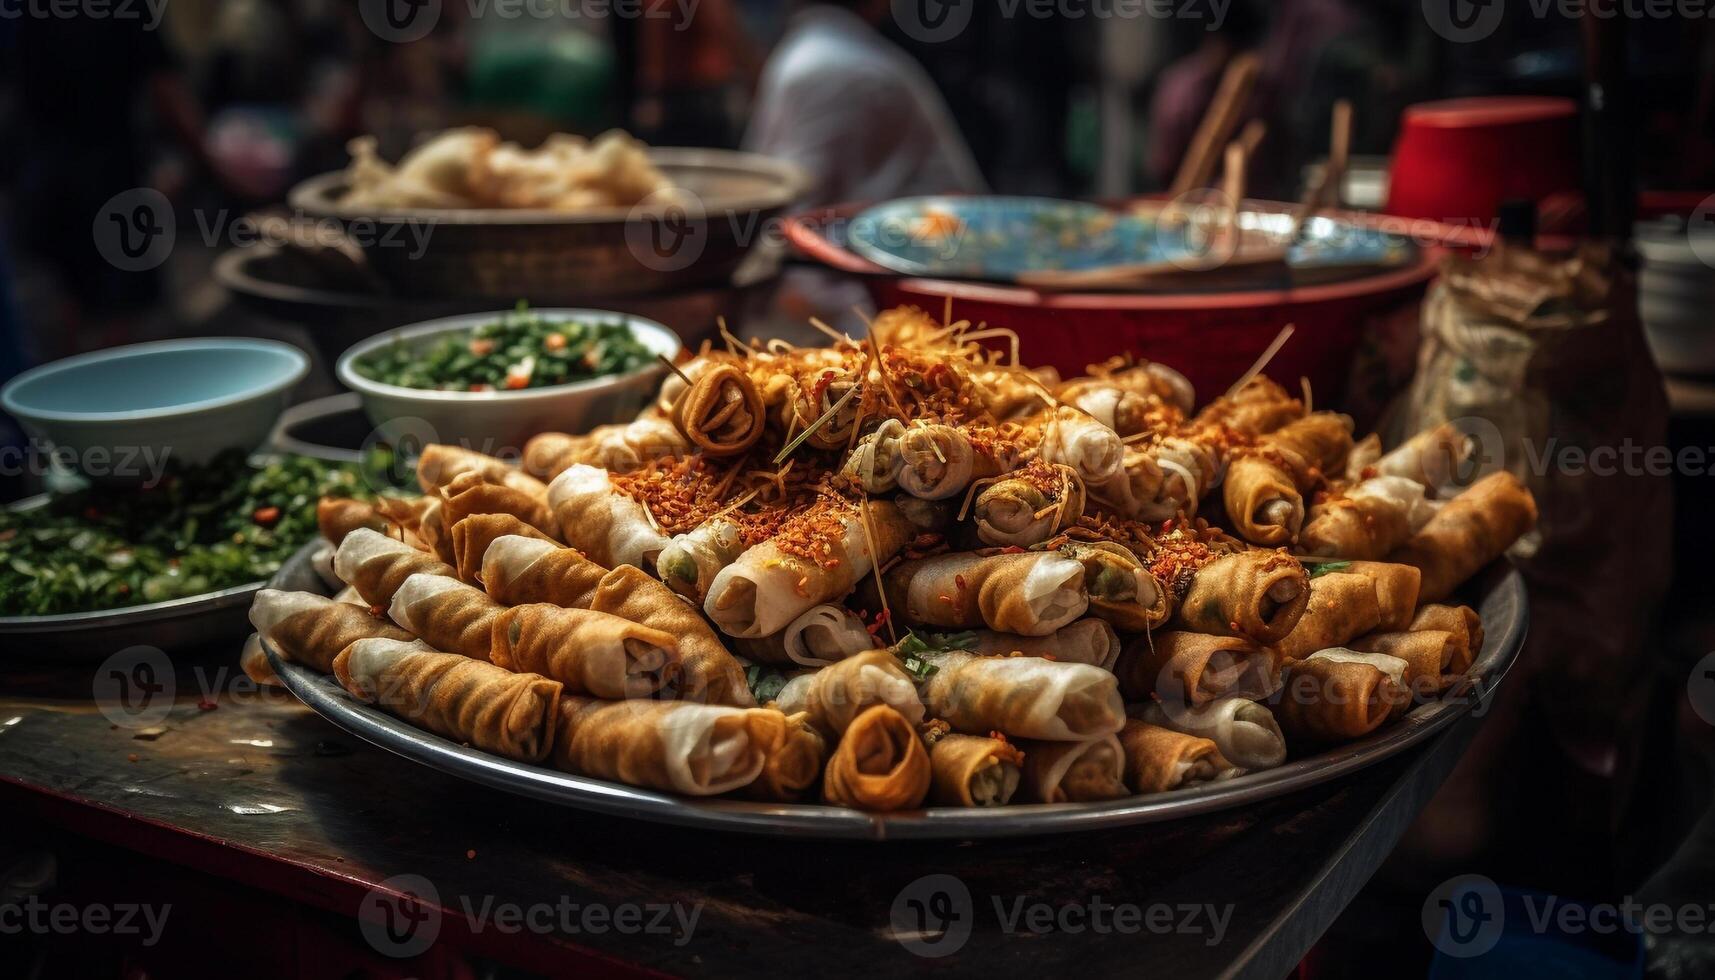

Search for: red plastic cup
xmin=1385 ymin=96 xmax=1581 ymax=226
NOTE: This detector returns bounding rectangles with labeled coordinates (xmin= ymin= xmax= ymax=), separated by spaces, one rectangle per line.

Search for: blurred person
xmin=1145 ymin=0 xmax=1266 ymax=190
xmin=635 ymin=0 xmax=759 ymax=148
xmin=743 ymin=0 xmax=986 ymax=207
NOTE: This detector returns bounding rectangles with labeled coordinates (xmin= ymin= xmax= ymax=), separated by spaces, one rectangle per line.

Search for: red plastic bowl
xmin=1385 ymin=96 xmax=1580 ymax=225
xmin=783 ymin=202 xmax=1442 ymax=404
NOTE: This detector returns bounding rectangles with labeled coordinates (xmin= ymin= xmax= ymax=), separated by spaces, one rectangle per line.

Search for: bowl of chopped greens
xmin=337 ymin=305 xmax=679 ymax=453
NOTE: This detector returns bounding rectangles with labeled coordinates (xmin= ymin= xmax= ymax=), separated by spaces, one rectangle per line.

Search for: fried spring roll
xmin=705 ymin=499 xmax=914 ymax=639
xmin=522 ymin=418 xmax=687 ymax=479
xmin=877 ymin=550 xmax=1090 ymax=636
xmin=440 ymin=470 xmax=557 ymax=541
xmin=657 ymin=516 xmax=747 ymax=602
xmin=1131 ymin=698 xmax=1286 ymax=770
xmin=1273 ymin=649 xmax=1407 ymax=742
xmin=551 ymin=697 xmax=783 ymax=795
xmin=492 ymin=603 xmax=680 ymax=698
xmin=734 ymin=603 xmax=877 ymax=667
xmin=841 ymin=419 xmax=907 ymax=494
xmin=928 ymin=734 xmax=1024 ymax=807
xmin=1057 ymin=379 xmax=1180 ymax=438
xmin=1191 ymin=375 xmax=1304 ymax=437
xmin=1350 ymin=629 xmax=1458 ymax=698
xmin=416 ymin=444 xmax=547 ymax=498
xmin=1118 ymin=721 xmax=1229 ymax=794
xmin=669 ymin=361 xmax=765 ymax=456
xmin=1386 ymin=471 xmax=1537 ymax=602
xmin=1274 ymin=571 xmax=1384 ymax=661
xmin=739 ymin=711 xmax=828 ymax=802
xmin=1377 ymin=422 xmax=1470 ymax=492
xmin=546 ymin=464 xmax=671 ymax=570
xmin=450 ymin=513 xmax=553 ymax=584
xmin=1174 ymin=550 xmax=1309 ymax=645
xmin=1340 ymin=561 xmax=1422 ymax=633
xmin=919 ymin=649 xmax=1125 ymax=740
xmin=334 ymin=638 xmax=560 ymax=763
xmin=1018 ymin=735 xmax=1127 ymax=802
xmin=1223 ymin=413 xmax=1355 ymax=545
xmin=333 ymin=528 xmax=459 ymax=609
xmin=1410 ymin=604 xmax=1483 ymax=674
xmin=973 ymin=461 xmax=1084 ymax=547
xmin=773 ymin=649 xmax=926 ymax=736
xmin=481 ymin=535 xmax=752 ymax=706
xmin=821 ymin=705 xmax=931 ymax=811
xmin=388 ymin=573 xmax=505 ymax=661
xmin=1299 ymin=476 xmax=1436 ymax=561
xmin=969 ymin=619 xmax=1123 ymax=671
xmin=1038 ymin=405 xmax=1125 ymax=485
xmin=1114 ymin=631 xmax=1279 ymax=705
xmin=1061 ymin=541 xmax=1171 ymax=631
xmin=239 ymin=632 xmax=280 ymax=687
xmin=1095 ymin=437 xmax=1218 ymax=522
xmin=896 ymin=423 xmax=1009 ymax=500
xmin=317 ymin=497 xmax=391 ymax=548
xmin=373 ymin=495 xmax=446 ymax=558
xmin=249 ymin=589 xmax=414 ymax=673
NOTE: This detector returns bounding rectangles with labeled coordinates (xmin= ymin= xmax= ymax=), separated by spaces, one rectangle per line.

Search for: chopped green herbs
xmin=892 ymin=630 xmax=978 ymax=680
xmin=746 ymin=663 xmax=790 ymax=704
xmin=356 ymin=302 xmax=653 ymax=392
xmin=1306 ymin=560 xmax=1352 ymax=578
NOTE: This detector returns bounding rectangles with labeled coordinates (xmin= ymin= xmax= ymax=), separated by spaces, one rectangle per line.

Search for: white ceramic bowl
xmin=0 ymin=338 xmax=309 ymax=480
xmin=336 ymin=309 xmax=680 ymax=455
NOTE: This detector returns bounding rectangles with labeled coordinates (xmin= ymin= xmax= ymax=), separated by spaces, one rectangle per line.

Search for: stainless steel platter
xmin=263 ymin=540 xmax=1527 ymax=840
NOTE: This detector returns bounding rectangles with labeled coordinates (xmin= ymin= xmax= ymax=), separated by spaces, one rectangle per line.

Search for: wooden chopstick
xmin=1169 ymin=53 xmax=1261 ymax=197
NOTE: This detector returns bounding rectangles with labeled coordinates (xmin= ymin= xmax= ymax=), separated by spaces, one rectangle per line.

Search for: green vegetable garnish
xmin=355 ymin=301 xmax=652 ymax=392
xmin=892 ymin=630 xmax=978 ymax=680
xmin=1306 ymin=560 xmax=1352 ymax=578
xmin=746 ymin=663 xmax=789 ymax=704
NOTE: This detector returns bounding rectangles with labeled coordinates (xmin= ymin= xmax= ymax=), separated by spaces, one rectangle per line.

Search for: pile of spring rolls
xmin=244 ymin=305 xmax=1536 ymax=812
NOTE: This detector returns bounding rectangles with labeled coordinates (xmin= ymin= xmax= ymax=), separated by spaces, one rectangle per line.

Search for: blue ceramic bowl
xmin=1 ymin=338 xmax=309 ymax=479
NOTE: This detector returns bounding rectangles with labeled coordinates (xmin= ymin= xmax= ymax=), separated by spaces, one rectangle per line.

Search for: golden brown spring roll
xmin=317 ymin=497 xmax=390 ymax=548
xmin=669 ymin=361 xmax=764 ymax=456
xmin=1131 ymin=698 xmax=1285 ymax=770
xmin=1341 ymin=561 xmax=1422 ymax=632
xmin=1386 ymin=471 xmax=1537 ymax=602
xmin=248 ymin=589 xmax=414 ymax=673
xmin=821 ymin=704 xmax=931 ymax=811
xmin=1056 ymin=379 xmax=1180 ymax=437
xmin=1274 ymin=571 xmax=1384 ymax=661
xmin=1350 ymin=630 xmax=1458 ymax=698
xmin=896 ymin=423 xmax=1009 ymax=500
xmin=739 ymin=711 xmax=828 ymax=802
xmin=732 ymin=603 xmax=876 ymax=668
xmin=1095 ymin=436 xmax=1218 ymax=523
xmin=841 ymin=419 xmax=907 ymax=494
xmin=1299 ymin=476 xmax=1435 ymax=561
xmin=1410 ymin=604 xmax=1483 ymax=674
xmin=1174 ymin=550 xmax=1309 ymax=645
xmin=877 ymin=550 xmax=1089 ymax=636
xmin=1118 ymin=720 xmax=1228 ymax=794
xmin=772 ymin=649 xmax=926 ymax=737
xmin=481 ymin=535 xmax=752 ymax=706
xmin=1060 ymin=541 xmax=1171 ymax=631
xmin=439 ymin=470 xmax=557 ymax=541
xmin=492 ymin=604 xmax=681 ymax=699
xmin=1377 ymin=422 xmax=1470 ymax=491
xmin=387 ymin=572 xmax=504 ymax=661
xmin=1222 ymin=413 xmax=1355 ymax=545
xmin=1191 ymin=374 xmax=1303 ymax=436
xmin=1038 ymin=405 xmax=1126 ymax=485
xmin=1273 ymin=649 xmax=1407 ymax=742
xmin=1114 ymin=631 xmax=1279 ymax=705
xmin=373 ymin=494 xmax=447 ymax=558
xmin=546 ymin=463 xmax=671 ymax=570
xmin=705 ymin=498 xmax=914 ymax=639
xmin=919 ymin=649 xmax=1125 ymax=740
xmin=656 ymin=516 xmax=747 ymax=602
xmin=928 ymin=734 xmax=1024 ymax=806
xmin=522 ymin=418 xmax=688 ymax=479
xmin=783 ymin=363 xmax=864 ymax=450
xmin=334 ymin=638 xmax=560 ymax=763
xmin=239 ymin=633 xmax=280 ymax=687
xmin=333 ymin=527 xmax=459 ymax=609
xmin=973 ymin=461 xmax=1085 ymax=547
xmin=416 ymin=444 xmax=547 ymax=498
xmin=551 ymin=697 xmax=784 ymax=795
xmin=450 ymin=513 xmax=553 ymax=584
xmin=969 ymin=619 xmax=1123 ymax=671
xmin=1018 ymin=735 xmax=1128 ymax=802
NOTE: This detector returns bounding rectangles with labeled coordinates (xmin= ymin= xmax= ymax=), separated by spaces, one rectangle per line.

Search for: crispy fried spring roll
xmin=739 ymin=711 xmax=828 ymax=802
xmin=1038 ymin=405 xmax=1125 ymax=485
xmin=492 ymin=604 xmax=680 ymax=698
xmin=249 ymin=589 xmax=414 ymax=673
xmin=388 ymin=573 xmax=504 ymax=661
xmin=734 ymin=603 xmax=876 ymax=667
xmin=1114 ymin=631 xmax=1279 ymax=705
xmin=317 ymin=497 xmax=391 ymax=548
xmin=239 ymin=632 xmax=280 ymax=687
xmin=522 ymin=418 xmax=687 ymax=479
xmin=1060 ymin=541 xmax=1171 ymax=631
xmin=1131 ymin=698 xmax=1286 ymax=770
xmin=373 ymin=494 xmax=444 ymax=555
xmin=656 ymin=517 xmax=745 ymax=602
xmin=481 ymin=535 xmax=752 ymax=706
xmin=1350 ymin=630 xmax=1457 ymax=698
xmin=1300 ymin=476 xmax=1436 ymax=561
xmin=821 ymin=705 xmax=931 ymax=811
xmin=841 ymin=419 xmax=907 ymax=493
xmin=928 ymin=734 xmax=1024 ymax=806
xmin=1095 ymin=359 xmax=1196 ymax=415
xmin=878 ymin=550 xmax=1089 ymax=636
xmin=1223 ymin=413 xmax=1355 ymax=545
xmin=1018 ymin=735 xmax=1127 ymax=802
xmin=551 ymin=697 xmax=782 ymax=795
xmin=918 ymin=649 xmax=1125 ymax=740
xmin=416 ymin=444 xmax=547 ymax=498
xmin=969 ymin=619 xmax=1122 ymax=671
xmin=1057 ymin=380 xmax=1179 ymax=438
xmin=773 ymin=649 xmax=925 ymax=736
xmin=450 ymin=513 xmax=553 ymax=584
xmin=334 ymin=528 xmax=459 ymax=609
xmin=669 ymin=361 xmax=764 ymax=456
xmin=1410 ymin=604 xmax=1483 ymax=673
xmin=1341 ymin=561 xmax=1422 ymax=632
xmin=1377 ymin=422 xmax=1471 ymax=492
xmin=1386 ymin=471 xmax=1537 ymax=602
xmin=1096 ymin=437 xmax=1218 ymax=522
xmin=1174 ymin=550 xmax=1309 ymax=645
xmin=1118 ymin=721 xmax=1228 ymax=794
xmin=1274 ymin=571 xmax=1384 ymax=661
xmin=1273 ymin=649 xmax=1407 ymax=742
xmin=334 ymin=638 xmax=560 ymax=763
xmin=440 ymin=470 xmax=557 ymax=541
xmin=1191 ymin=374 xmax=1303 ymax=436
xmin=973 ymin=461 xmax=1084 ymax=547
xmin=705 ymin=499 xmax=913 ymax=639
xmin=546 ymin=464 xmax=672 ymax=570
xmin=896 ymin=423 xmax=1009 ymax=500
